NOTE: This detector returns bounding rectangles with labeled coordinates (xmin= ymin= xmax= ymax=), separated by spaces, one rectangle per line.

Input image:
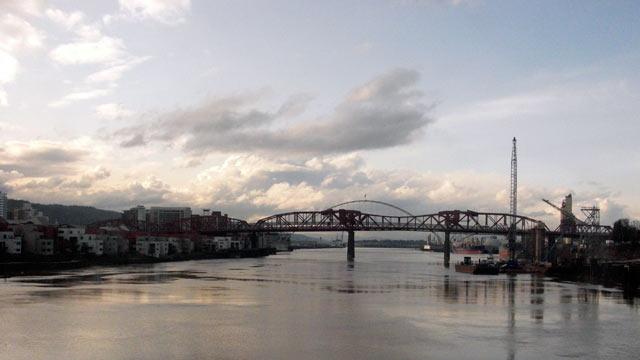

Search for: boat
xmin=453 ymin=245 xmax=488 ymax=254
xmin=422 ymin=243 xmax=444 ymax=252
xmin=455 ymin=256 xmax=499 ymax=275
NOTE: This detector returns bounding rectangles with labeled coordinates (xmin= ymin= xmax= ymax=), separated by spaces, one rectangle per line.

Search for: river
xmin=1 ymin=248 xmax=638 ymax=359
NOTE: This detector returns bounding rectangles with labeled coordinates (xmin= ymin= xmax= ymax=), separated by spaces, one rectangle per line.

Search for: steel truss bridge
xmin=91 ymin=201 xmax=611 ymax=265
xmin=94 ymin=208 xmax=611 ymax=237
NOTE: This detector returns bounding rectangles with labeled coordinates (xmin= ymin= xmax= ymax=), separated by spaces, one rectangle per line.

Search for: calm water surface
xmin=1 ymin=248 xmax=639 ymax=359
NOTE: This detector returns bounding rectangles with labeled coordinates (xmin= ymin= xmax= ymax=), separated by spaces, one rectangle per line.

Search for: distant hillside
xmin=7 ymin=199 xmax=121 ymax=226
xmin=291 ymin=234 xmax=326 ymax=243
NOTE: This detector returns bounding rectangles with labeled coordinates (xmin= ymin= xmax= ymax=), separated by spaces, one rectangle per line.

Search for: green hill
xmin=7 ymin=199 xmax=121 ymax=225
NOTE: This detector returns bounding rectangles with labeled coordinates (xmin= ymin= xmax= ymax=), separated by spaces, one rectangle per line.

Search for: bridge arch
xmin=328 ymin=199 xmax=415 ymax=216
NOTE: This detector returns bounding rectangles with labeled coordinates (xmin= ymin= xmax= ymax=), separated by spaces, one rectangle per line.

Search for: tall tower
xmin=510 ymin=137 xmax=517 ymax=219
xmin=508 ymin=137 xmax=517 ymax=261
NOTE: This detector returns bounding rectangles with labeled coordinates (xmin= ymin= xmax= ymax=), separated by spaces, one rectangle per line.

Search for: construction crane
xmin=507 ymin=137 xmax=517 ymax=261
xmin=541 ymin=198 xmax=586 ymax=225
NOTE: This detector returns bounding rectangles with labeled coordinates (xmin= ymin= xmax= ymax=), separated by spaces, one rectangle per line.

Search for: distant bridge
xmin=90 ymin=200 xmax=612 ymax=266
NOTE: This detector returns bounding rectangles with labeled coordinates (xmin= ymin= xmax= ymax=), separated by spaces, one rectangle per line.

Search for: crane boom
xmin=542 ymin=199 xmax=586 ymax=225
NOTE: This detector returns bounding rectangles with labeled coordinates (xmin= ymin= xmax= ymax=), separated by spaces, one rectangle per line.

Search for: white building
xmin=136 ymin=236 xmax=169 ymax=258
xmin=0 ymin=231 xmax=21 ymax=254
xmin=58 ymin=226 xmax=84 ymax=241
xmin=165 ymin=236 xmax=194 ymax=255
xmin=99 ymin=234 xmax=129 ymax=255
xmin=214 ymin=236 xmax=232 ymax=250
xmin=199 ymin=237 xmax=217 ymax=253
xmin=78 ymin=234 xmax=103 ymax=255
xmin=58 ymin=225 xmax=85 ymax=253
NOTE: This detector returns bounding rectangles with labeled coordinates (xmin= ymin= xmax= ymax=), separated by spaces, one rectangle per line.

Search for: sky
xmin=0 ymin=0 xmax=639 ymax=229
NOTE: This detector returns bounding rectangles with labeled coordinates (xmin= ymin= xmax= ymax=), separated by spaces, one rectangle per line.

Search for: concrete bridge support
xmin=534 ymin=223 xmax=545 ymax=263
xmin=444 ymin=231 xmax=451 ymax=267
xmin=347 ymin=230 xmax=355 ymax=261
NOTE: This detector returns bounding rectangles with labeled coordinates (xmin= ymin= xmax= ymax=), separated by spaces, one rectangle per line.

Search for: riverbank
xmin=546 ymin=259 xmax=640 ymax=299
xmin=0 ymin=248 xmax=276 ymax=277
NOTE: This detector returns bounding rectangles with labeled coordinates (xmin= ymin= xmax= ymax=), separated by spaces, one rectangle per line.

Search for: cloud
xmin=0 ymin=14 xmax=44 ymax=52
xmin=0 ymin=141 xmax=88 ymax=177
xmin=355 ymin=41 xmax=373 ymax=53
xmin=47 ymin=20 xmax=149 ymax=106
xmin=120 ymin=133 xmax=146 ymax=147
xmin=1 ymin=147 xmax=631 ymax=229
xmin=0 ymin=50 xmax=19 ymax=106
xmin=0 ymin=1 xmax=43 ymax=17
xmin=0 ymin=13 xmax=44 ymax=106
xmin=96 ymin=103 xmax=135 ymax=120
xmin=276 ymin=93 xmax=314 ymax=118
xmin=85 ymin=56 xmax=149 ymax=84
xmin=49 ymin=32 xmax=126 ymax=65
xmin=45 ymin=8 xmax=84 ymax=29
xmin=118 ymin=0 xmax=191 ymax=25
xmin=113 ymin=68 xmax=434 ymax=157
xmin=48 ymin=88 xmax=114 ymax=107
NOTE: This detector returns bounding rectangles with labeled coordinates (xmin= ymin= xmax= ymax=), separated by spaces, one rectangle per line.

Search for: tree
xmin=612 ymin=219 xmax=640 ymax=243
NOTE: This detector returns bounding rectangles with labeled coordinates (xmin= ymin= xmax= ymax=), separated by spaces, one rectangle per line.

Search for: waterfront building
xmin=99 ymin=234 xmax=129 ymax=255
xmin=13 ymin=223 xmax=54 ymax=255
xmin=198 ymin=237 xmax=217 ymax=253
xmin=0 ymin=231 xmax=21 ymax=254
xmin=77 ymin=233 xmax=103 ymax=255
xmin=136 ymin=236 xmax=169 ymax=258
xmin=165 ymin=236 xmax=194 ymax=254
xmin=0 ymin=191 xmax=7 ymax=220
xmin=148 ymin=207 xmax=192 ymax=227
xmin=214 ymin=236 xmax=232 ymax=250
xmin=57 ymin=225 xmax=86 ymax=253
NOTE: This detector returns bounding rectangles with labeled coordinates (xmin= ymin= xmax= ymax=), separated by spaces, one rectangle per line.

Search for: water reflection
xmin=506 ymin=276 xmax=516 ymax=360
xmin=0 ymin=249 xmax=638 ymax=360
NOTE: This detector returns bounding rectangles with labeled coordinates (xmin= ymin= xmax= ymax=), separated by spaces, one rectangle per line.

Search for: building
xmin=214 ymin=236 xmax=232 ymax=250
xmin=16 ymin=224 xmax=54 ymax=255
xmin=77 ymin=233 xmax=103 ymax=255
xmin=57 ymin=225 xmax=85 ymax=253
xmin=122 ymin=205 xmax=147 ymax=223
xmin=0 ymin=191 xmax=7 ymax=220
xmin=9 ymin=202 xmax=49 ymax=225
xmin=165 ymin=236 xmax=194 ymax=255
xmin=99 ymin=234 xmax=129 ymax=255
xmin=198 ymin=237 xmax=217 ymax=253
xmin=136 ymin=236 xmax=169 ymax=258
xmin=148 ymin=207 xmax=192 ymax=227
xmin=0 ymin=231 xmax=21 ymax=254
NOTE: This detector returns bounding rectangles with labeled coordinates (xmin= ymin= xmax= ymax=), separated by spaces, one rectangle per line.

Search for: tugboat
xmin=455 ymin=256 xmax=499 ymax=275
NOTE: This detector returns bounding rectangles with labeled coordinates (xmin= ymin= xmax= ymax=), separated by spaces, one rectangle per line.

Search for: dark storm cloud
xmin=114 ymin=68 xmax=434 ymax=156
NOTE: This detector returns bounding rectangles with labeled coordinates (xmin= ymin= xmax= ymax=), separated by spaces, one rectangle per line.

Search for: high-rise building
xmin=123 ymin=205 xmax=148 ymax=223
xmin=0 ymin=191 xmax=7 ymax=220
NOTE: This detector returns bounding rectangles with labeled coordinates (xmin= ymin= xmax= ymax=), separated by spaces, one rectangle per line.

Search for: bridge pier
xmin=534 ymin=222 xmax=545 ymax=263
xmin=347 ymin=230 xmax=355 ymax=261
xmin=444 ymin=231 xmax=451 ymax=267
